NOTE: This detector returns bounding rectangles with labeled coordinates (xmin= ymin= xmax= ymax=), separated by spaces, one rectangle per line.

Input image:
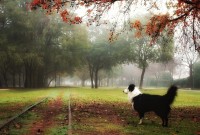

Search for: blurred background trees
xmin=0 ymin=0 xmax=199 ymax=89
xmin=0 ymin=0 xmax=88 ymax=88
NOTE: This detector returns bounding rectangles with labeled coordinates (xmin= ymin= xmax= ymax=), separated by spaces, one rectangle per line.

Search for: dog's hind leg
xmin=161 ymin=117 xmax=168 ymax=127
xmin=138 ymin=112 xmax=144 ymax=125
xmin=162 ymin=108 xmax=170 ymax=127
xmin=155 ymin=108 xmax=169 ymax=127
xmin=165 ymin=117 xmax=168 ymax=127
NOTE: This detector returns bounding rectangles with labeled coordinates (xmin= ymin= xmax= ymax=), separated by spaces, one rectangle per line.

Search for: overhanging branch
xmin=169 ymin=7 xmax=195 ymax=22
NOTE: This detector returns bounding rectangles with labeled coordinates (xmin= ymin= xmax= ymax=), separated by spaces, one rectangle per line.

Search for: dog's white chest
xmin=128 ymin=87 xmax=142 ymax=102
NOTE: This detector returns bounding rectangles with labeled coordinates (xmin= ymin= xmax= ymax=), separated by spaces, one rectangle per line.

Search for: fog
xmin=52 ymin=62 xmax=192 ymax=88
xmin=0 ymin=1 xmax=199 ymax=89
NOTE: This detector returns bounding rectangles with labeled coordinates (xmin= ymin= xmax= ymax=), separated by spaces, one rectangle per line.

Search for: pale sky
xmin=74 ymin=0 xmax=175 ymax=21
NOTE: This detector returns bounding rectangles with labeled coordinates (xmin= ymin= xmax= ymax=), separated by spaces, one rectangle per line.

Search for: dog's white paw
xmin=138 ymin=119 xmax=143 ymax=125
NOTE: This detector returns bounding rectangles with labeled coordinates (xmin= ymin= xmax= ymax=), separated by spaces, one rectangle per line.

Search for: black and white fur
xmin=123 ymin=84 xmax=178 ymax=127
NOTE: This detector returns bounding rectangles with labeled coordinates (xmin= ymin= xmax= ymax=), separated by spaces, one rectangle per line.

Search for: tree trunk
xmin=24 ymin=64 xmax=33 ymax=88
xmin=0 ymin=80 xmax=2 ymax=88
xmin=24 ymin=66 xmax=29 ymax=88
xmin=91 ymin=74 xmax=94 ymax=88
xmin=107 ymin=77 xmax=109 ymax=87
xmin=2 ymin=71 xmax=8 ymax=87
xmin=24 ymin=61 xmax=45 ymax=88
xmin=22 ymin=71 xmax=25 ymax=87
xmin=0 ymin=74 xmax=2 ymax=87
xmin=98 ymin=77 xmax=101 ymax=87
xmin=12 ymin=72 xmax=16 ymax=87
xmin=18 ymin=72 xmax=21 ymax=87
xmin=139 ymin=67 xmax=146 ymax=89
xmin=94 ymin=69 xmax=98 ymax=89
xmin=189 ymin=64 xmax=193 ymax=89
xmin=89 ymin=65 xmax=94 ymax=88
xmin=37 ymin=68 xmax=48 ymax=88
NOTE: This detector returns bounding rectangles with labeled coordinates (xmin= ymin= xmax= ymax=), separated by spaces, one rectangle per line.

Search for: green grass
xmin=1 ymin=87 xmax=200 ymax=106
xmin=0 ymin=87 xmax=200 ymax=135
xmin=46 ymin=113 xmax=68 ymax=135
xmin=4 ymin=111 xmax=40 ymax=135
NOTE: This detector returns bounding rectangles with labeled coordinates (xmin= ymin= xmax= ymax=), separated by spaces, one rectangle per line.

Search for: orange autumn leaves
xmin=146 ymin=15 xmax=169 ymax=36
xmin=29 ymin=0 xmax=199 ymax=51
xmin=131 ymin=20 xmax=142 ymax=38
xmin=60 ymin=10 xmax=82 ymax=24
xmin=31 ymin=0 xmax=62 ymax=9
xmin=30 ymin=0 xmax=82 ymax=24
xmin=175 ymin=0 xmax=198 ymax=18
xmin=131 ymin=15 xmax=170 ymax=42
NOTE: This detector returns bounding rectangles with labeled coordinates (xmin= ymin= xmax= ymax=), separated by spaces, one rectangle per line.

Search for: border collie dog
xmin=123 ymin=84 xmax=178 ymax=127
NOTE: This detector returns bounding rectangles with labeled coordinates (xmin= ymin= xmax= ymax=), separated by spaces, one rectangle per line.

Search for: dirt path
xmin=28 ymin=92 xmax=65 ymax=135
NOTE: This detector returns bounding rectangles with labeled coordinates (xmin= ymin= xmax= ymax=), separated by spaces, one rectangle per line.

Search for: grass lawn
xmin=0 ymin=87 xmax=200 ymax=135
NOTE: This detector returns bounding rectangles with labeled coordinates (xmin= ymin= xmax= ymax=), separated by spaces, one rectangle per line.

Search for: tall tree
xmin=127 ymin=26 xmax=174 ymax=89
xmin=86 ymin=41 xmax=114 ymax=88
xmin=86 ymin=29 xmax=131 ymax=88
xmin=130 ymin=37 xmax=160 ymax=89
xmin=175 ymin=42 xmax=199 ymax=89
xmin=193 ymin=62 xmax=200 ymax=88
xmin=75 ymin=65 xmax=90 ymax=87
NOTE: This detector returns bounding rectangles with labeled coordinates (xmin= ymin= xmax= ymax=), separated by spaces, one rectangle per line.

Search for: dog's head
xmin=123 ymin=84 xmax=135 ymax=94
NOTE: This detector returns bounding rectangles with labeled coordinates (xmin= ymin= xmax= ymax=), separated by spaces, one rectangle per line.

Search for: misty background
xmin=0 ymin=0 xmax=199 ymax=89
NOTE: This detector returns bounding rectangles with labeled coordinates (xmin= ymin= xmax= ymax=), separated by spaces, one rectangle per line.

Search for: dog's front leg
xmin=131 ymin=103 xmax=134 ymax=110
xmin=138 ymin=113 xmax=144 ymax=125
xmin=138 ymin=118 xmax=143 ymax=125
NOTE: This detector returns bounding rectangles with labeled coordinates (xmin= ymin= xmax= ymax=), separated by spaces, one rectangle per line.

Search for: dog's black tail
xmin=164 ymin=85 xmax=178 ymax=105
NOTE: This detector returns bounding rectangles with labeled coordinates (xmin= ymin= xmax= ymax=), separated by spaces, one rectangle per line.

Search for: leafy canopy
xmin=28 ymin=0 xmax=200 ymax=51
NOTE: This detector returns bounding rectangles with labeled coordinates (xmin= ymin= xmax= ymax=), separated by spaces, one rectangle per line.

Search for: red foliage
xmin=74 ymin=17 xmax=82 ymax=24
xmin=131 ymin=15 xmax=169 ymax=42
xmin=29 ymin=0 xmax=200 ymax=51
xmin=146 ymin=15 xmax=169 ymax=36
xmin=32 ymin=0 xmax=40 ymax=5
xmin=131 ymin=20 xmax=142 ymax=30
xmin=60 ymin=10 xmax=69 ymax=23
xmin=41 ymin=3 xmax=48 ymax=9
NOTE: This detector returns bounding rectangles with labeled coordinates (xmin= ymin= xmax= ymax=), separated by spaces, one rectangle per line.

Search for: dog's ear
xmin=128 ymin=84 xmax=135 ymax=92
